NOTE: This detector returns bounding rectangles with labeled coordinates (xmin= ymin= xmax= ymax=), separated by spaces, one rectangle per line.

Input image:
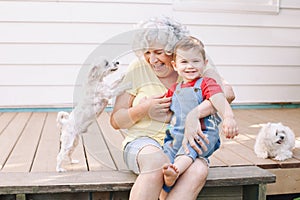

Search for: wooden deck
xmin=0 ymin=108 xmax=299 ymax=199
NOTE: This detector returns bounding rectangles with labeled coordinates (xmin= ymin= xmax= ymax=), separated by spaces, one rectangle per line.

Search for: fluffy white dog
xmin=56 ymin=58 xmax=131 ymax=172
xmin=254 ymin=122 xmax=295 ymax=161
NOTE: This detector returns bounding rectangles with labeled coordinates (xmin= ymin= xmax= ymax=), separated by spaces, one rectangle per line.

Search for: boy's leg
xmin=163 ymin=154 xmax=193 ymax=187
xmin=162 ymin=163 xmax=179 ymax=187
xmin=166 ymin=158 xmax=209 ymax=200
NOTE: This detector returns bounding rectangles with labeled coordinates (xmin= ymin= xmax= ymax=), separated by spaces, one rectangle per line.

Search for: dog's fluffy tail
xmin=56 ymin=111 xmax=70 ymax=130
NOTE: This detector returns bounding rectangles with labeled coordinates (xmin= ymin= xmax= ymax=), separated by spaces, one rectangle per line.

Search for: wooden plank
xmin=243 ymin=184 xmax=267 ymax=200
xmin=190 ymin=26 xmax=300 ymax=47
xmin=267 ymin=168 xmax=300 ymax=195
xmin=218 ymin=66 xmax=300 ymax=85
xmin=29 ymin=112 xmax=87 ymax=172
xmin=223 ymin=112 xmax=280 ymax=168
xmin=0 ymin=112 xmax=16 ymax=135
xmin=233 ymin=134 xmax=279 ymax=169
xmin=209 ymin=155 xmax=227 ymax=167
xmin=1 ymin=1 xmax=300 ymax=28
xmin=3 ymin=22 xmax=300 ymax=47
xmin=0 ymin=112 xmax=31 ymax=171
xmin=220 ymin=134 xmax=279 ymax=168
xmin=1 ymin=66 xmax=300 ymax=92
xmin=234 ymin=109 xmax=300 ymax=168
xmin=2 ymin=44 xmax=300 ymax=66
xmin=1 ymin=113 xmax=46 ymax=172
xmin=0 ymin=86 xmax=74 ymax=108
xmin=31 ymin=113 xmax=60 ymax=172
xmin=0 ymin=23 xmax=132 ymax=44
xmin=249 ymin=108 xmax=300 ymax=133
xmin=293 ymin=146 xmax=300 ymax=161
xmin=64 ymin=136 xmax=88 ymax=172
xmin=0 ymin=2 xmax=171 ymax=23
xmin=92 ymin=192 xmax=110 ymax=200
xmin=212 ymin=141 xmax=253 ymax=167
xmin=0 ymin=43 xmax=135 ymax=66
xmin=82 ymin=120 xmax=117 ymax=171
xmin=0 ymin=65 xmax=80 ymax=86
xmin=197 ymin=186 xmax=242 ymax=200
xmin=26 ymin=193 xmax=89 ymax=200
xmin=205 ymin=166 xmax=276 ymax=187
xmin=97 ymin=112 xmax=128 ymax=171
xmin=177 ymin=9 xmax=300 ymax=28
xmin=0 ymin=166 xmax=274 ymax=195
xmin=0 ymin=171 xmax=137 ymax=195
xmin=232 ymin=85 xmax=300 ymax=104
xmin=234 ymin=109 xmax=300 ymax=169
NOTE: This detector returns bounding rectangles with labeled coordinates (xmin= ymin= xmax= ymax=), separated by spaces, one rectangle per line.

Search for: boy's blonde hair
xmin=173 ymin=36 xmax=206 ymax=61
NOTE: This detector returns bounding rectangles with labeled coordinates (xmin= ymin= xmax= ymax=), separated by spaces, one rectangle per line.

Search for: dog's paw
xmin=56 ymin=167 xmax=67 ymax=172
xmin=255 ymin=152 xmax=268 ymax=159
xmin=71 ymin=159 xmax=79 ymax=164
xmin=274 ymin=152 xmax=292 ymax=161
xmin=274 ymin=155 xmax=288 ymax=161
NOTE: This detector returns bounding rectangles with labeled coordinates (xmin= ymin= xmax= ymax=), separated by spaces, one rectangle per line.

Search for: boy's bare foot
xmin=162 ymin=163 xmax=179 ymax=187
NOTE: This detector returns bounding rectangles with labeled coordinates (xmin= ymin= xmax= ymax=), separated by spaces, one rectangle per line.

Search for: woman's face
xmin=143 ymin=47 xmax=174 ymax=78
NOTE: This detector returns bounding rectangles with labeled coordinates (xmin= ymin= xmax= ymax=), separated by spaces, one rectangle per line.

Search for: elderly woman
xmin=110 ymin=17 xmax=236 ymax=200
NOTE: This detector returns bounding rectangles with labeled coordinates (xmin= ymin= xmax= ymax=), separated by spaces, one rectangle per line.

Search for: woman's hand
xmin=140 ymin=94 xmax=172 ymax=122
xmin=182 ymin=108 xmax=209 ymax=155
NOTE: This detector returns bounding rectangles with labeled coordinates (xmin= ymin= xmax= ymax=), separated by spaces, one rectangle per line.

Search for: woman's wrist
xmin=129 ymin=102 xmax=148 ymax=123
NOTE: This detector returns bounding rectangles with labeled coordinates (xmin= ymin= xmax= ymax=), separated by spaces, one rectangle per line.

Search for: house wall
xmin=0 ymin=0 xmax=299 ymax=108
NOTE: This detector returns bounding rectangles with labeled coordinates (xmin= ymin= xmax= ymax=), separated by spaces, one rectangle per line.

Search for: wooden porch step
xmin=0 ymin=166 xmax=275 ymax=200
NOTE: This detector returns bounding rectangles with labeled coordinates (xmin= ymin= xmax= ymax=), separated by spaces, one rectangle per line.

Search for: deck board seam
xmin=96 ymin=121 xmax=119 ymax=171
xmin=0 ymin=112 xmax=33 ymax=171
xmin=0 ymin=112 xmax=17 ymax=136
xmin=29 ymin=113 xmax=48 ymax=172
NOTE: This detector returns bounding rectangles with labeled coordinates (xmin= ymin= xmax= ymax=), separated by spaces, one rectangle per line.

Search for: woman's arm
xmin=222 ymin=79 xmax=235 ymax=103
xmin=110 ymin=92 xmax=146 ymax=129
xmin=110 ymin=92 xmax=172 ymax=129
xmin=204 ymin=68 xmax=235 ymax=103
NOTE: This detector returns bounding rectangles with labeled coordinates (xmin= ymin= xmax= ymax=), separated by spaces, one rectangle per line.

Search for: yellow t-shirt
xmin=121 ymin=59 xmax=173 ymax=147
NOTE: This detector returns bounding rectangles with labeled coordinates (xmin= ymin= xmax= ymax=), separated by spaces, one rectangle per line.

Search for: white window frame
xmin=173 ymin=0 xmax=280 ymax=14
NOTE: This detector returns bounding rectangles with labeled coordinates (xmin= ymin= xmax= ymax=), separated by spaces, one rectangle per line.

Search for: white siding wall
xmin=0 ymin=0 xmax=299 ymax=107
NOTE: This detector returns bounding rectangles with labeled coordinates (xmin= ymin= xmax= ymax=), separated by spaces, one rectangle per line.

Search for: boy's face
xmin=172 ymin=48 xmax=208 ymax=83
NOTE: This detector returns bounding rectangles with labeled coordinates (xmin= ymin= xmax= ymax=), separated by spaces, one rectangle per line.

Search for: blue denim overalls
xmin=163 ymin=78 xmax=221 ymax=163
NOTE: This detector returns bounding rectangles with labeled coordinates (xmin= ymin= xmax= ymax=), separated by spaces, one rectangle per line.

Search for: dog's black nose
xmin=280 ymin=136 xmax=284 ymax=140
xmin=113 ymin=61 xmax=119 ymax=65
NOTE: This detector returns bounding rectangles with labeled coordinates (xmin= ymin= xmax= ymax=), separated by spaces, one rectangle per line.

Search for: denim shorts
xmin=123 ymin=137 xmax=162 ymax=174
xmin=163 ymin=129 xmax=219 ymax=165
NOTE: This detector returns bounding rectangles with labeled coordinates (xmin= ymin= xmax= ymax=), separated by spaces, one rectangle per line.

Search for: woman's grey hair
xmin=132 ymin=16 xmax=189 ymax=56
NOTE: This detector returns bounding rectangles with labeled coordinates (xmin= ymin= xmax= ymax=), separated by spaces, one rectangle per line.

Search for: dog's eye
xmin=275 ymin=131 xmax=278 ymax=136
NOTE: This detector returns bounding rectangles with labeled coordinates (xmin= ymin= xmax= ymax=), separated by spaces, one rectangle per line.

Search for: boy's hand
xmin=222 ymin=116 xmax=239 ymax=139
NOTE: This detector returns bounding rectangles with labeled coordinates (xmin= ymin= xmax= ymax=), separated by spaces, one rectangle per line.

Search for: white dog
xmin=56 ymin=58 xmax=131 ymax=172
xmin=254 ymin=122 xmax=295 ymax=161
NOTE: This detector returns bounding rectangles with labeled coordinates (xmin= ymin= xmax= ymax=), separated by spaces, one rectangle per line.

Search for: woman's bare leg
xmin=166 ymin=158 xmax=208 ymax=200
xmin=129 ymin=145 xmax=169 ymax=200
